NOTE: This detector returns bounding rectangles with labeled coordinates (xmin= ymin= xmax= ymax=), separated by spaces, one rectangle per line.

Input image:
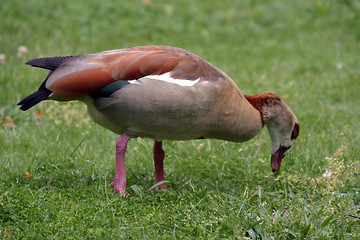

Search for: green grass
xmin=1 ymin=0 xmax=360 ymax=238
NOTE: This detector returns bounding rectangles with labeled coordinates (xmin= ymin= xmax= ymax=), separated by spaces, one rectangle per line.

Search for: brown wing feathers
xmin=108 ymin=52 xmax=182 ymax=80
xmin=18 ymin=46 xmax=221 ymax=110
xmin=106 ymin=47 xmax=205 ymax=81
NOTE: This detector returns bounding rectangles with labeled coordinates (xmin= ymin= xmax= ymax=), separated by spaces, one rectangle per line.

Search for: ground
xmin=0 ymin=0 xmax=359 ymax=238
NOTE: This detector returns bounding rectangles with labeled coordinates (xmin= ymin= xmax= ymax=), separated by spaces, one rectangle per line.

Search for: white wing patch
xmin=128 ymin=80 xmax=139 ymax=85
xmin=131 ymin=72 xmax=200 ymax=87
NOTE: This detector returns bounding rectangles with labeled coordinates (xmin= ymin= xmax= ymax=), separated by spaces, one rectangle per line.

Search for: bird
xmin=18 ymin=46 xmax=299 ymax=196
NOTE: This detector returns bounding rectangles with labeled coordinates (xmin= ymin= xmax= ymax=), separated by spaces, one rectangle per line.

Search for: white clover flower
xmin=17 ymin=46 xmax=28 ymax=58
xmin=322 ymin=170 xmax=332 ymax=178
xmin=0 ymin=54 xmax=5 ymax=64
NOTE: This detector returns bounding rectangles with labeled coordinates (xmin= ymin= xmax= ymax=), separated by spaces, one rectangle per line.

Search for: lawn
xmin=1 ymin=0 xmax=359 ymax=238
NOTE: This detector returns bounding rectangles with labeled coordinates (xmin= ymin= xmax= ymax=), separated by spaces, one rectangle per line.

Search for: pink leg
xmin=153 ymin=141 xmax=167 ymax=190
xmin=108 ymin=133 xmax=131 ymax=197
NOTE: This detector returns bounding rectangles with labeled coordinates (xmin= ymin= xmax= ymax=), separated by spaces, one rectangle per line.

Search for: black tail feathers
xmin=17 ymin=81 xmax=52 ymax=111
xmin=26 ymin=56 xmax=72 ymax=70
xmin=19 ymin=55 xmax=72 ymax=110
xmin=17 ymin=90 xmax=51 ymax=111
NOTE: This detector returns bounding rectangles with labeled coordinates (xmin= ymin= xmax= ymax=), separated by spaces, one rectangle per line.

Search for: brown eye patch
xmin=291 ymin=122 xmax=300 ymax=140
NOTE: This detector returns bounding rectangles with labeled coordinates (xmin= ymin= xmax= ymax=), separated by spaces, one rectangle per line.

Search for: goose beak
xmin=271 ymin=146 xmax=289 ymax=172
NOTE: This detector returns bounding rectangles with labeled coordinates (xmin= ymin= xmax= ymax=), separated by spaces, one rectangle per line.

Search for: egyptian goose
xmin=18 ymin=46 xmax=299 ymax=196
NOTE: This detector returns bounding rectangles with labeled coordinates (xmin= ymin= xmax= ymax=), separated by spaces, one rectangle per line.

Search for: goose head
xmin=245 ymin=92 xmax=299 ymax=172
xmin=263 ymin=97 xmax=299 ymax=172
